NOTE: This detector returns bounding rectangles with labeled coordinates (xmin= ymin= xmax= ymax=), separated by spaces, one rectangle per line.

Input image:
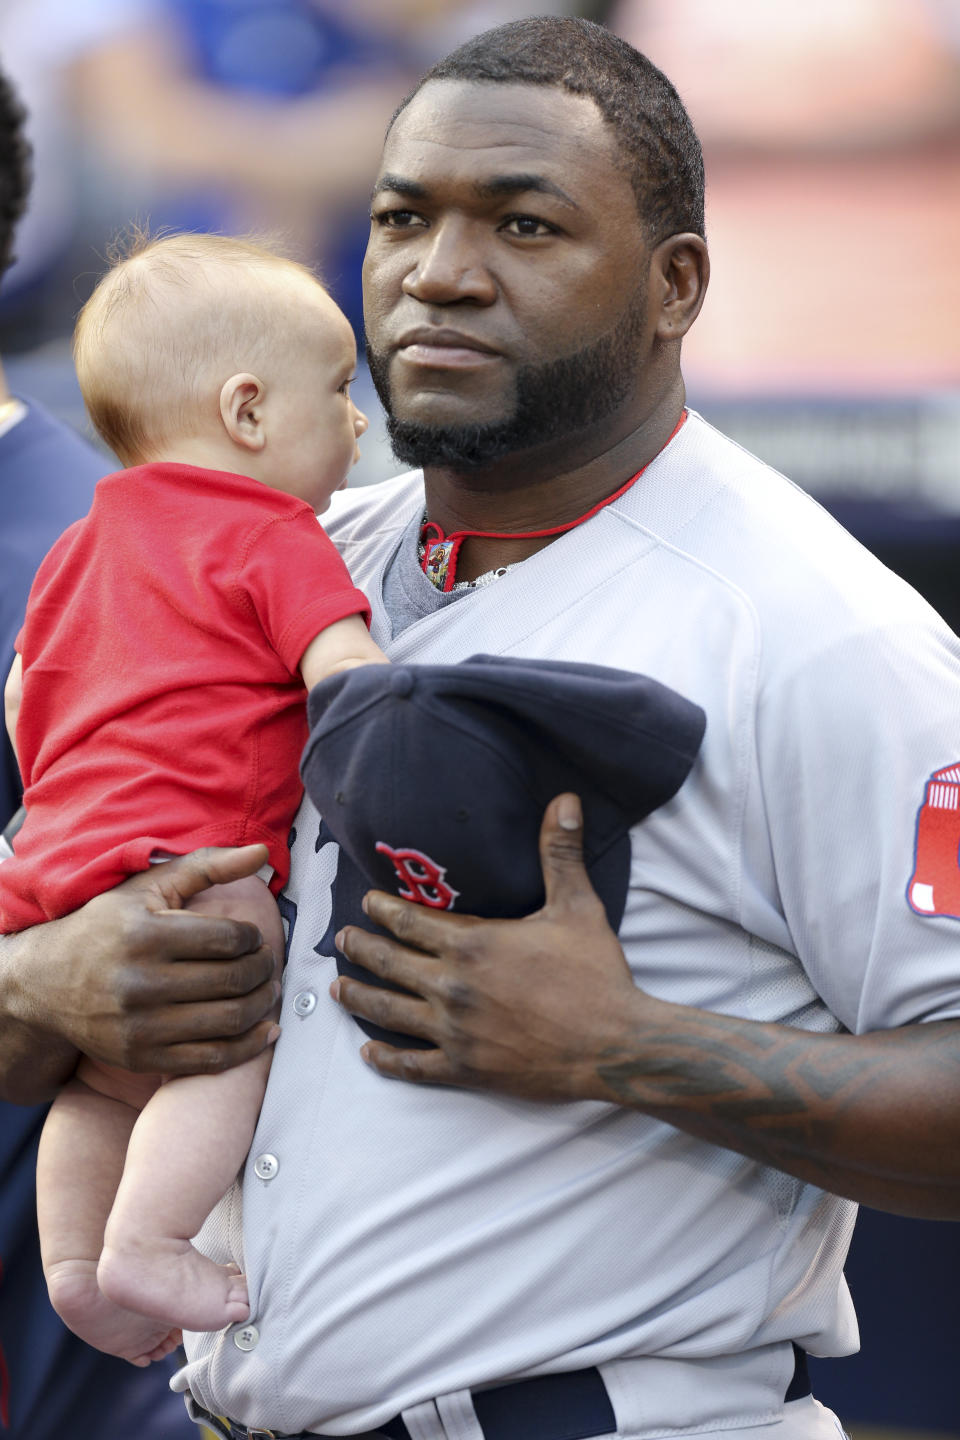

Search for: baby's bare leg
xmin=97 ymin=873 xmax=283 ymax=1333
xmin=37 ymin=1063 xmax=182 ymax=1365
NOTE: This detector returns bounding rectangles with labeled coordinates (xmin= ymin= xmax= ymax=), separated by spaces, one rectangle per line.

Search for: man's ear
xmin=220 ymin=372 xmax=266 ymax=452
xmin=651 ymin=234 xmax=709 ymax=342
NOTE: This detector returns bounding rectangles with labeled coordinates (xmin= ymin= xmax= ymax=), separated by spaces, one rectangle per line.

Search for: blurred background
xmin=0 ymin=1 xmax=957 ymax=1436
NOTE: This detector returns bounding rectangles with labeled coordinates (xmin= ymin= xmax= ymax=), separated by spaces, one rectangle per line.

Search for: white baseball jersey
xmin=174 ymin=411 xmax=960 ymax=1436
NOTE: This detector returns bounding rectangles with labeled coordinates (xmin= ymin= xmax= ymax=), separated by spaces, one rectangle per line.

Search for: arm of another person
xmin=332 ymin=793 xmax=960 ymax=1222
xmin=0 ymin=846 xmax=279 ymax=1105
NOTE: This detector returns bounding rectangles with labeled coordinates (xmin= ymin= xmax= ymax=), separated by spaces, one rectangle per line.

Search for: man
xmin=2 ymin=17 xmax=960 ymax=1440
xmin=0 ymin=61 xmax=202 ymax=1440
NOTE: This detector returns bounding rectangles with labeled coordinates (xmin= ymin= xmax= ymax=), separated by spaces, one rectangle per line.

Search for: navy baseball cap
xmin=301 ymin=655 xmax=705 ymax=1047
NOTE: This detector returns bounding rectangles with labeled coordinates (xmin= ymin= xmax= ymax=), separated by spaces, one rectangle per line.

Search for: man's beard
xmin=366 ymin=296 xmax=648 ymax=472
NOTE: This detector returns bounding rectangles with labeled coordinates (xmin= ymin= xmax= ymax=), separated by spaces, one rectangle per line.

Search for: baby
xmin=0 ymin=232 xmax=387 ymax=1366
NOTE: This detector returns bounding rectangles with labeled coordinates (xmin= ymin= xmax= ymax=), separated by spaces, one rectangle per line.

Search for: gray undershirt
xmin=381 ymin=510 xmax=468 ymax=638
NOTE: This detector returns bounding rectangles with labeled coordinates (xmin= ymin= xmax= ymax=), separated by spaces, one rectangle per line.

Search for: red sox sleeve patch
xmin=908 ymin=764 xmax=960 ymax=919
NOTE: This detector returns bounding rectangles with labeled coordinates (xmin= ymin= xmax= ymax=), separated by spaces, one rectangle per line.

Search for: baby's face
xmin=263 ymin=283 xmax=368 ymax=512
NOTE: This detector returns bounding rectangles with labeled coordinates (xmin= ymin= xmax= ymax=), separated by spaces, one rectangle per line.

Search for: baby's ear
xmin=220 ymin=373 xmax=266 ymax=451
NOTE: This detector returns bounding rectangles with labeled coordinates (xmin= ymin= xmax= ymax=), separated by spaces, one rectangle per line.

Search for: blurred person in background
xmin=0 ymin=0 xmax=573 ymax=484
xmin=603 ymin=2 xmax=960 ymax=1432
xmin=0 ymin=60 xmax=201 ymax=1440
xmin=0 ymin=0 xmax=154 ymax=341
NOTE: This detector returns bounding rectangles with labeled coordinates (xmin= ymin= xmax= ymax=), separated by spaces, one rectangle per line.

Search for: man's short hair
xmin=0 ymin=67 xmax=32 ymax=278
xmin=392 ymin=16 xmax=705 ymax=244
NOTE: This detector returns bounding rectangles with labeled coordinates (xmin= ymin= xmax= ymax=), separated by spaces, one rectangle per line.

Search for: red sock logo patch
xmin=908 ymin=764 xmax=960 ymax=919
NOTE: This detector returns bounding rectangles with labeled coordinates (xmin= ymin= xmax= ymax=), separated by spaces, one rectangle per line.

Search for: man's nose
xmin=401 ymin=221 xmax=496 ymax=305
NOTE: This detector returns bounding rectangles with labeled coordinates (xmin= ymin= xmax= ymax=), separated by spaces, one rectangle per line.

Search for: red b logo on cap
xmin=375 ymin=842 xmax=460 ymax=910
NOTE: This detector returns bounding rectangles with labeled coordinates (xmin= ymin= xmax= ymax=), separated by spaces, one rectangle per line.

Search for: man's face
xmin=363 ymin=80 xmax=658 ymax=471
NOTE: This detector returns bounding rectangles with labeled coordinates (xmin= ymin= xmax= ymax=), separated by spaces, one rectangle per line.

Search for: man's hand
xmin=332 ymin=794 xmax=645 ymax=1099
xmin=333 ymin=796 xmax=960 ymax=1217
xmin=0 ymin=844 xmax=278 ymax=1101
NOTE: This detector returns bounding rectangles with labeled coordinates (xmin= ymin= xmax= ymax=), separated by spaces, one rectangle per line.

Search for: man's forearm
xmin=334 ymin=792 xmax=960 ymax=1222
xmin=595 ymin=997 xmax=960 ymax=1219
xmin=0 ymin=926 xmax=80 ymax=1102
xmin=343 ymin=935 xmax=960 ymax=1218
xmin=0 ymin=847 xmax=281 ymax=1101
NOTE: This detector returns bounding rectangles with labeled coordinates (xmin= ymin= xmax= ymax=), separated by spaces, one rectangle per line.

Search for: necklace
xmin=415 ymin=535 xmax=523 ymax=591
xmin=418 ymin=410 xmax=687 ymax=592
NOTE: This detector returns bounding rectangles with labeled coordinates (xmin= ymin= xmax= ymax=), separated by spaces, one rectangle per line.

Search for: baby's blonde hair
xmin=74 ymin=229 xmax=326 ymax=465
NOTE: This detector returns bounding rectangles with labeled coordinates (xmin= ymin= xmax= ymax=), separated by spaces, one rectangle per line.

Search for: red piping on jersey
xmin=420 ymin=410 xmax=687 ymax=591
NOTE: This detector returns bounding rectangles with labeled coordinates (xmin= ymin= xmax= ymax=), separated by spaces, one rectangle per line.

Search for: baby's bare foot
xmin=98 ymin=1239 xmax=250 ymax=1332
xmin=45 ymin=1258 xmax=182 ymax=1365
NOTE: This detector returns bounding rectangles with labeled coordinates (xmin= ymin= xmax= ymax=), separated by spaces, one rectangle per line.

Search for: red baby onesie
xmin=1 ymin=462 xmax=370 ymax=930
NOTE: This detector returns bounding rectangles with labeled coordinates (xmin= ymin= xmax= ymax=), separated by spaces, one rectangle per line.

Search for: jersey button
xmin=233 ymin=1324 xmax=260 ymax=1351
xmin=292 ymin=989 xmax=317 ymax=1017
xmin=253 ymin=1153 xmax=279 ymax=1181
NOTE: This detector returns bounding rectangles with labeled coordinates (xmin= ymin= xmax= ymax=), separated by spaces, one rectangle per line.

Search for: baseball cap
xmin=301 ymin=655 xmax=705 ymax=1047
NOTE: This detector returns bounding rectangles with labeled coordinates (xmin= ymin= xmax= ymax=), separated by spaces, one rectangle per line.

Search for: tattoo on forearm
xmin=595 ymin=1011 xmax=960 ymax=1192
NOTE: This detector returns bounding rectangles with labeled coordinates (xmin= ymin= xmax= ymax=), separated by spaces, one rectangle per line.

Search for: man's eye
xmin=501 ymin=215 xmax=555 ymax=238
xmin=372 ymin=209 xmax=426 ymax=230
